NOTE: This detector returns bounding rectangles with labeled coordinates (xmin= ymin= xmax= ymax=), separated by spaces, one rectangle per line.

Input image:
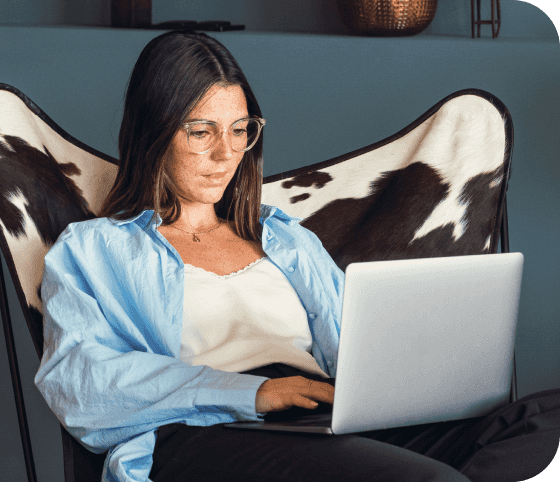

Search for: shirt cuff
xmin=233 ymin=374 xmax=270 ymax=421
xmin=193 ymin=372 xmax=270 ymax=422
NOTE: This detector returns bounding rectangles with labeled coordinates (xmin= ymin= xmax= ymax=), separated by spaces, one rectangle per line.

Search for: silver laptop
xmin=225 ymin=253 xmax=524 ymax=435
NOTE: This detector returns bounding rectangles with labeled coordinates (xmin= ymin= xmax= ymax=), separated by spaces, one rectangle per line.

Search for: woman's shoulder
xmin=43 ymin=212 xmax=163 ymax=285
xmin=52 ymin=214 xmax=148 ymax=256
xmin=59 ymin=216 xmax=124 ymax=240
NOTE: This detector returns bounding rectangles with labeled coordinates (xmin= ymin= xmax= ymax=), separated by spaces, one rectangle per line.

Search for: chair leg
xmin=499 ymin=195 xmax=516 ymax=402
xmin=0 ymin=256 xmax=38 ymax=482
xmin=495 ymin=0 xmax=501 ymax=38
xmin=500 ymin=195 xmax=509 ymax=254
xmin=471 ymin=0 xmax=475 ymax=38
xmin=60 ymin=424 xmax=107 ymax=482
xmin=477 ymin=0 xmax=482 ymax=37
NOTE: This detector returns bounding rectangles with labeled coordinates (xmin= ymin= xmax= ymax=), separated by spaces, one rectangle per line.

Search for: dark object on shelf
xmin=111 ymin=0 xmax=152 ymax=28
xmin=152 ymin=20 xmax=245 ymax=32
xmin=471 ymin=0 xmax=501 ymax=39
xmin=110 ymin=0 xmax=244 ymax=31
xmin=337 ymin=0 xmax=438 ymax=36
xmin=152 ymin=20 xmax=197 ymax=29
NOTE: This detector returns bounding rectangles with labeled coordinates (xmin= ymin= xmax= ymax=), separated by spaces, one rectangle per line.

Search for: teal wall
xmin=0 ymin=0 xmax=110 ymax=27
xmin=0 ymin=3 xmax=559 ymax=481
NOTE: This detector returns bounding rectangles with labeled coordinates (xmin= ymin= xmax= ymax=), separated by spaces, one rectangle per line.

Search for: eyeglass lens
xmin=188 ymin=119 xmax=261 ymax=153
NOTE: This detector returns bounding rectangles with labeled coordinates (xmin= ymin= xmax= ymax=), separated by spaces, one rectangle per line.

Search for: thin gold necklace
xmin=168 ymin=219 xmax=222 ymax=242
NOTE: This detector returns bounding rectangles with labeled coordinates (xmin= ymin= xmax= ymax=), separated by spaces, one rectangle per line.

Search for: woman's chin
xmin=185 ymin=188 xmax=228 ymax=206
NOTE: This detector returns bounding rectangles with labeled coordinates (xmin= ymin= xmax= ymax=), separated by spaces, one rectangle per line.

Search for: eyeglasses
xmin=182 ymin=116 xmax=266 ymax=154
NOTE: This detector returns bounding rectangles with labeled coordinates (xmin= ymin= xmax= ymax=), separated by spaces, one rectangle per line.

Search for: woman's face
xmin=166 ymin=83 xmax=249 ymax=207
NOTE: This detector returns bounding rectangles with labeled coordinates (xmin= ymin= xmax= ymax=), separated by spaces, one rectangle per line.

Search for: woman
xmin=35 ymin=31 xmax=559 ymax=482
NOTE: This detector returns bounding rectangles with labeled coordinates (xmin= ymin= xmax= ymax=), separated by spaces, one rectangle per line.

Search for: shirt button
xmin=287 ymin=266 xmax=295 ymax=273
xmin=308 ymin=312 xmax=317 ymax=320
xmin=327 ymin=361 xmax=333 ymax=367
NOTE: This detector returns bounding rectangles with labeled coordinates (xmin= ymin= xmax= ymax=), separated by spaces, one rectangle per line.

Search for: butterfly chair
xmin=0 ymin=83 xmax=514 ymax=482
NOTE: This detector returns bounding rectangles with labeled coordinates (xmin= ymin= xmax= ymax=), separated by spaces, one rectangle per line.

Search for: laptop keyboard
xmin=264 ymin=402 xmax=333 ymax=422
xmin=269 ymin=415 xmax=333 ymax=427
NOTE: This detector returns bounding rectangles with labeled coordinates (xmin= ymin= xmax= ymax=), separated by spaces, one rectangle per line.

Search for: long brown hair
xmin=97 ymin=31 xmax=263 ymax=241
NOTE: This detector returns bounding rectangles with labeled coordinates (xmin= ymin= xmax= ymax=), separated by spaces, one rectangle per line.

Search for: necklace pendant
xmin=193 ymin=234 xmax=200 ymax=242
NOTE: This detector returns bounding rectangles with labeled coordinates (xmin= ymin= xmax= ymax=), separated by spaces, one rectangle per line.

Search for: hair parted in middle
xmin=97 ymin=30 xmax=264 ymax=241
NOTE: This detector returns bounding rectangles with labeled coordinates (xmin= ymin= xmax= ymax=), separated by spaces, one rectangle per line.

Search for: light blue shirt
xmin=35 ymin=204 xmax=344 ymax=482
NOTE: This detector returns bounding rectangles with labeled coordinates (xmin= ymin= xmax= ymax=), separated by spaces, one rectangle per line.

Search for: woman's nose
xmin=211 ymin=130 xmax=234 ymax=159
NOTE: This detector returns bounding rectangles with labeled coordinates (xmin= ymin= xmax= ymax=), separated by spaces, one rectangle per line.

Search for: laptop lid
xmin=332 ymin=252 xmax=523 ymax=434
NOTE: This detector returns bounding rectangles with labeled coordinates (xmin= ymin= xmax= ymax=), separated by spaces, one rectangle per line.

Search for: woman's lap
xmin=149 ymin=422 xmax=470 ymax=482
xmin=150 ymin=365 xmax=560 ymax=482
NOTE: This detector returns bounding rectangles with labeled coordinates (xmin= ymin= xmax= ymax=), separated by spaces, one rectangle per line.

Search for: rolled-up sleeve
xmin=34 ymin=226 xmax=268 ymax=454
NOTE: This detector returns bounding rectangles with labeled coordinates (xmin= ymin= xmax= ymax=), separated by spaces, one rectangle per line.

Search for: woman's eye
xmin=233 ymin=128 xmax=247 ymax=137
xmin=191 ymin=129 xmax=210 ymax=138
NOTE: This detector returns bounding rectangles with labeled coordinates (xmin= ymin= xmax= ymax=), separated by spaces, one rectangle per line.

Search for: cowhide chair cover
xmin=0 ymin=84 xmax=513 ymax=482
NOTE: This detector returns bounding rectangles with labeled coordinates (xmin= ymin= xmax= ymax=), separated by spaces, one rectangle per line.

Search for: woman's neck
xmin=172 ymin=203 xmax=221 ymax=232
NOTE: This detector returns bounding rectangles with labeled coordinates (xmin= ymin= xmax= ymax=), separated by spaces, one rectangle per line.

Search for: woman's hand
xmin=255 ymin=376 xmax=335 ymax=413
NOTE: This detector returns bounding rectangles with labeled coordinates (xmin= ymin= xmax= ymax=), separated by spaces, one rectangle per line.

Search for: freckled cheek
xmin=173 ymin=154 xmax=205 ymax=180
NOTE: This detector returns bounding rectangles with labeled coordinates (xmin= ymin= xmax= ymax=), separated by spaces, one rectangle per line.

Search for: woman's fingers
xmin=255 ymin=376 xmax=335 ymax=413
xmin=293 ymin=395 xmax=319 ymax=409
xmin=298 ymin=377 xmax=335 ymax=405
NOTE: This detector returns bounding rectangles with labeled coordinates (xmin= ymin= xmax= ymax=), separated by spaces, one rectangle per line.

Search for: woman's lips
xmin=203 ymin=172 xmax=227 ymax=183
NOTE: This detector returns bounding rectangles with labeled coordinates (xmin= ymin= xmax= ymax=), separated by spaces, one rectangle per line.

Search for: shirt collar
xmin=259 ymin=204 xmax=302 ymax=225
xmin=108 ymin=204 xmax=301 ymax=229
xmin=109 ymin=210 xmax=162 ymax=229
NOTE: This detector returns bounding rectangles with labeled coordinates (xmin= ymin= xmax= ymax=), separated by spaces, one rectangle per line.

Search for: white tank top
xmin=180 ymin=256 xmax=329 ymax=378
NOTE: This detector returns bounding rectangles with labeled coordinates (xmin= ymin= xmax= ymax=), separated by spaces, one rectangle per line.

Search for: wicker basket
xmin=337 ymin=0 xmax=438 ymax=36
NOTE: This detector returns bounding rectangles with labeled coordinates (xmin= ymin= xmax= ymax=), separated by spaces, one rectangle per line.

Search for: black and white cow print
xmin=0 ymin=85 xmax=118 ymax=356
xmin=262 ymin=91 xmax=511 ymax=272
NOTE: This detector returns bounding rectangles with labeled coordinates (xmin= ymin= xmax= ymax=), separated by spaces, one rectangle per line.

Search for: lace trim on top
xmin=183 ymin=256 xmax=268 ymax=279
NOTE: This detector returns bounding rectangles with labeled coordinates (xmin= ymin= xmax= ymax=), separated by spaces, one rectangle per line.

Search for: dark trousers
xmin=150 ymin=363 xmax=560 ymax=482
